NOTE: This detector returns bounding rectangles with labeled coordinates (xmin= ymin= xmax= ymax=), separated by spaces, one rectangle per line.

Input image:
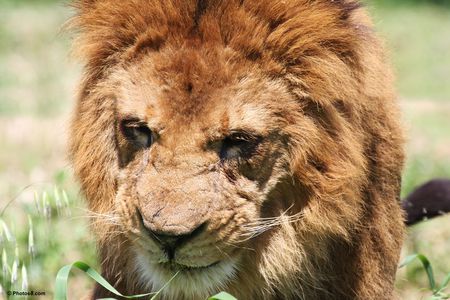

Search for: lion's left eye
xmin=220 ymin=132 xmax=261 ymax=160
xmin=120 ymin=120 xmax=153 ymax=148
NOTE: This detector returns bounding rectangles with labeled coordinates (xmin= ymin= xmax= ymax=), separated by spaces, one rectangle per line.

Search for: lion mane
xmin=69 ymin=0 xmax=405 ymax=299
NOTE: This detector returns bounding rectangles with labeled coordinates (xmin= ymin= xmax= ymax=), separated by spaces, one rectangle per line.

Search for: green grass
xmin=401 ymin=102 xmax=450 ymax=196
xmin=400 ymin=254 xmax=450 ymax=300
xmin=367 ymin=1 xmax=450 ymax=100
xmin=0 ymin=1 xmax=78 ymax=117
xmin=0 ymin=0 xmax=62 ymax=6
xmin=1 ymin=185 xmax=97 ymax=299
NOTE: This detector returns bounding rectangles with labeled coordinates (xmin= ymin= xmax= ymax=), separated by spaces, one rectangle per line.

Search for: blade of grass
xmin=0 ymin=220 xmax=13 ymax=242
xmin=11 ymin=259 xmax=18 ymax=284
xmin=62 ymin=190 xmax=71 ymax=216
xmin=21 ymin=264 xmax=28 ymax=291
xmin=54 ymin=187 xmax=63 ymax=216
xmin=438 ymin=272 xmax=450 ymax=292
xmin=55 ymin=261 xmax=178 ymax=300
xmin=2 ymin=249 xmax=9 ymax=280
xmin=149 ymin=271 xmax=180 ymax=300
xmin=55 ymin=261 xmax=152 ymax=300
xmin=208 ymin=292 xmax=238 ymax=300
xmin=34 ymin=191 xmax=41 ymax=215
xmin=399 ymin=254 xmax=436 ymax=291
xmin=399 ymin=254 xmax=420 ymax=268
xmin=97 ymin=272 xmax=180 ymax=300
xmin=42 ymin=191 xmax=51 ymax=220
xmin=0 ymin=184 xmax=35 ymax=217
xmin=28 ymin=215 xmax=35 ymax=258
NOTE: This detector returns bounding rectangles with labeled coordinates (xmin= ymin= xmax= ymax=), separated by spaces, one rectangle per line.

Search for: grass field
xmin=1 ymin=1 xmax=449 ymax=299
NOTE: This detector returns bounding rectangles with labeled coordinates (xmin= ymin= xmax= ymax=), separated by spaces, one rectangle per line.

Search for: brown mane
xmin=69 ymin=1 xmax=405 ymax=299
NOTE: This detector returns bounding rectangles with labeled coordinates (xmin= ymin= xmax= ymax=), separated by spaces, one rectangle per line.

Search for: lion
xmin=69 ymin=0 xmax=405 ymax=299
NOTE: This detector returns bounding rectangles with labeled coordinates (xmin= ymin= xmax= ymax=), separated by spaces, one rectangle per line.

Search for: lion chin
xmin=69 ymin=0 xmax=406 ymax=299
xmin=133 ymin=252 xmax=238 ymax=299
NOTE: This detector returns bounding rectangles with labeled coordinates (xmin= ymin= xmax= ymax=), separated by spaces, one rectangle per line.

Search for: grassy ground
xmin=367 ymin=0 xmax=450 ymax=101
xmin=0 ymin=1 xmax=95 ymax=299
xmin=0 ymin=1 xmax=449 ymax=299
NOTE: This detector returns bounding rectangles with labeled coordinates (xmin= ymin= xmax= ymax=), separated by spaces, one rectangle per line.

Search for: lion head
xmin=69 ymin=0 xmax=405 ymax=299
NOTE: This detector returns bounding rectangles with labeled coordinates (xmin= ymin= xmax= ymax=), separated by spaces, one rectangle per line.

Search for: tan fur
xmin=69 ymin=1 xmax=405 ymax=299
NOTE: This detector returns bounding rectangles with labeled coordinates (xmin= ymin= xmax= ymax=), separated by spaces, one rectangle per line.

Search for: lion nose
xmin=149 ymin=227 xmax=205 ymax=258
xmin=138 ymin=210 xmax=207 ymax=259
xmin=147 ymin=225 xmax=206 ymax=259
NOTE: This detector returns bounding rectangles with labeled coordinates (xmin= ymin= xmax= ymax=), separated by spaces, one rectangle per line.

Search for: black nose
xmin=147 ymin=225 xmax=206 ymax=260
xmin=137 ymin=210 xmax=206 ymax=259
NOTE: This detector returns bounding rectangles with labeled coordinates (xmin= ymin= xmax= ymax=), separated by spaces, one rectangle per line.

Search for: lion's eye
xmin=120 ymin=120 xmax=153 ymax=148
xmin=220 ymin=132 xmax=260 ymax=160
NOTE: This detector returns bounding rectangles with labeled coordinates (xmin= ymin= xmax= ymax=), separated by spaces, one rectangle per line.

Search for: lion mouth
xmin=160 ymin=260 xmax=221 ymax=272
xmin=135 ymin=253 xmax=238 ymax=295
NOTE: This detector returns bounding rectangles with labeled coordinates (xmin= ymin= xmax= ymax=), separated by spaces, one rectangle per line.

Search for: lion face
xmin=108 ymin=47 xmax=304 ymax=294
xmin=70 ymin=1 xmax=405 ymax=299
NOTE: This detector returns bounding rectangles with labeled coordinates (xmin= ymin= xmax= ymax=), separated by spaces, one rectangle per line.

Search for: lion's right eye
xmin=220 ymin=132 xmax=261 ymax=160
xmin=120 ymin=120 xmax=153 ymax=148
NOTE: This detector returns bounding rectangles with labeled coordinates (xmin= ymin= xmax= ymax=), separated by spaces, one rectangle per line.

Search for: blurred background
xmin=0 ymin=0 xmax=449 ymax=299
